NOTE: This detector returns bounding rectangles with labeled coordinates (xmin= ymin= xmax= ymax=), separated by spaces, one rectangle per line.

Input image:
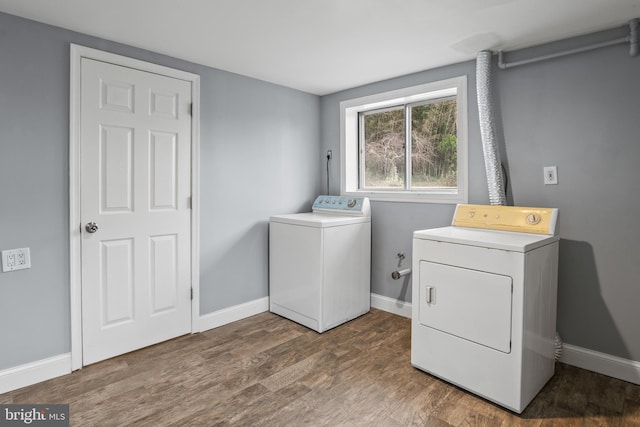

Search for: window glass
xmin=411 ymin=98 xmax=457 ymax=189
xmin=361 ymin=108 xmax=405 ymax=188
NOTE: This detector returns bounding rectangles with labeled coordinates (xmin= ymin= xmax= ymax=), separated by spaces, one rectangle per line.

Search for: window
xmin=340 ymin=76 xmax=467 ymax=203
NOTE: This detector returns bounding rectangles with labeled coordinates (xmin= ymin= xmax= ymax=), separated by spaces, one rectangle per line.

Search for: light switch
xmin=544 ymin=166 xmax=558 ymax=185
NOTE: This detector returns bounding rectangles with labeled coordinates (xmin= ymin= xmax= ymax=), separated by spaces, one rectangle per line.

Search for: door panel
xmin=100 ymin=238 xmax=134 ymax=326
xmin=149 ymin=234 xmax=179 ymax=313
xmin=81 ymin=58 xmax=192 ymax=365
xmin=149 ymin=131 xmax=178 ymax=210
xmin=150 ymin=91 xmax=179 ymax=119
xmin=100 ymin=125 xmax=134 ymax=212
xmin=100 ymin=79 xmax=134 ymax=113
xmin=419 ymin=261 xmax=513 ymax=353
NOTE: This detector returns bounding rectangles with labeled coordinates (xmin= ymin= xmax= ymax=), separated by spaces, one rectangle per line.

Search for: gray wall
xmin=0 ymin=12 xmax=321 ymax=370
xmin=321 ymin=24 xmax=640 ymax=362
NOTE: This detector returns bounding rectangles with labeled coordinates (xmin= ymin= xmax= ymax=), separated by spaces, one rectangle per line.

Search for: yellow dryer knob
xmin=526 ymin=213 xmax=541 ymax=225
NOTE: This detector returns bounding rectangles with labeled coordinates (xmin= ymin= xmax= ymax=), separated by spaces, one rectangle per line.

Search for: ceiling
xmin=0 ymin=0 xmax=639 ymax=95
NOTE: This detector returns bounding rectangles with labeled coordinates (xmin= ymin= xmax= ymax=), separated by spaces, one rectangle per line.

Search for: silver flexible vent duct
xmin=554 ymin=332 xmax=563 ymax=361
xmin=478 ymin=51 xmax=565 ymax=360
xmin=476 ymin=50 xmax=507 ymax=205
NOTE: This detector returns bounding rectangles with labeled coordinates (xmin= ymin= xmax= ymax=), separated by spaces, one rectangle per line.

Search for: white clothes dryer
xmin=412 ymin=204 xmax=559 ymax=413
xmin=269 ymin=195 xmax=371 ymax=333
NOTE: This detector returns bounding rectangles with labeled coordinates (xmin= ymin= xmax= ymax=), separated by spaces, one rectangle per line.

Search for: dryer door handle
xmin=425 ymin=286 xmax=436 ymax=304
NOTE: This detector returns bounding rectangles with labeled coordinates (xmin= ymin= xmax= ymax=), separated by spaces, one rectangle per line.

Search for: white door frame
xmin=69 ymin=44 xmax=201 ymax=370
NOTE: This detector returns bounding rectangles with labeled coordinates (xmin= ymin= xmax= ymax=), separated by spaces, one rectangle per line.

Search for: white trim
xmin=370 ymin=293 xmax=412 ymax=318
xmin=69 ymin=45 xmax=82 ymax=371
xmin=340 ymin=76 xmax=468 ymax=204
xmin=69 ymin=44 xmax=201 ymax=370
xmin=189 ymin=65 xmax=202 ymax=335
xmin=199 ymin=297 xmax=270 ymax=332
xmin=0 ymin=354 xmax=71 ymax=394
xmin=560 ymin=343 xmax=640 ymax=385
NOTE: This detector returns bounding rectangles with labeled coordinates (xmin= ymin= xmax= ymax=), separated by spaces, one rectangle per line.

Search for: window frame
xmin=340 ymin=76 xmax=468 ymax=204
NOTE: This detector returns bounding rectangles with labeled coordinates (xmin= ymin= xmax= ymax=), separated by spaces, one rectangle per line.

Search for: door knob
xmin=85 ymin=222 xmax=99 ymax=233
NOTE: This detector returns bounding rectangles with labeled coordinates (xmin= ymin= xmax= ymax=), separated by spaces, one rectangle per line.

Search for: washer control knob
xmin=348 ymin=199 xmax=356 ymax=208
xmin=526 ymin=213 xmax=541 ymax=225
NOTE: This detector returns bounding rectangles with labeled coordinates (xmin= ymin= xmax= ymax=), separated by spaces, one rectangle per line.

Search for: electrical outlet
xmin=544 ymin=166 xmax=558 ymax=185
xmin=1 ymin=247 xmax=31 ymax=272
xmin=327 ymin=150 xmax=333 ymax=159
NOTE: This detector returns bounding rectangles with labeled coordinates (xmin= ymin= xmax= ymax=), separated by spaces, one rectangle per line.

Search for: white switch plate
xmin=1 ymin=247 xmax=31 ymax=272
xmin=544 ymin=166 xmax=558 ymax=185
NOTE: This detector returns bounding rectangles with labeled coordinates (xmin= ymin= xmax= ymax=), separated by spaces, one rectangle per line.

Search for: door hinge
xmin=189 ymin=103 xmax=193 ymax=115
xmin=187 ymin=196 xmax=192 ymax=209
xmin=190 ymin=288 xmax=193 ymax=300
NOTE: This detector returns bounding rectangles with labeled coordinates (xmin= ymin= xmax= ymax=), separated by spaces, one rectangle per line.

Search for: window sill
xmin=343 ymin=190 xmax=467 ymax=204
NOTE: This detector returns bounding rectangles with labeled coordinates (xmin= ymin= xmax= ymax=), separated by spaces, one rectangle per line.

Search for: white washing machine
xmin=412 ymin=204 xmax=559 ymax=413
xmin=269 ymin=195 xmax=371 ymax=333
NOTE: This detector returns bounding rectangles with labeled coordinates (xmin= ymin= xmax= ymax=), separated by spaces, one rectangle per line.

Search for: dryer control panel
xmin=312 ymin=195 xmax=371 ymax=216
xmin=452 ymin=204 xmax=558 ymax=235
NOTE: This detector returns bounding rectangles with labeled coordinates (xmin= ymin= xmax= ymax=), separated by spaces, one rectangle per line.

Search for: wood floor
xmin=2 ymin=309 xmax=639 ymax=426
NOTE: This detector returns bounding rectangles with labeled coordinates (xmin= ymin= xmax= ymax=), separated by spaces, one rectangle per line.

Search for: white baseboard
xmin=199 ymin=294 xmax=412 ymax=332
xmin=370 ymin=293 xmax=412 ymax=318
xmin=0 ymin=353 xmax=72 ymax=395
xmin=199 ymin=296 xmax=269 ymax=332
xmin=560 ymin=343 xmax=640 ymax=385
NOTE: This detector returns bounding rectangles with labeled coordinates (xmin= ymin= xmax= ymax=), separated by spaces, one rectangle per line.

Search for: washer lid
xmin=413 ymin=226 xmax=559 ymax=252
xmin=270 ymin=212 xmax=371 ymax=227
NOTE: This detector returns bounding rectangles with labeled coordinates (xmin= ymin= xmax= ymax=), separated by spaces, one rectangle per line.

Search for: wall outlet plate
xmin=1 ymin=247 xmax=31 ymax=272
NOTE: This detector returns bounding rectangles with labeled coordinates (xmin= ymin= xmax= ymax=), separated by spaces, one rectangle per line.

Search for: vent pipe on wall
xmin=476 ymin=50 xmax=507 ymax=206
xmin=477 ymin=51 xmax=567 ymax=361
xmin=498 ymin=18 xmax=639 ymax=69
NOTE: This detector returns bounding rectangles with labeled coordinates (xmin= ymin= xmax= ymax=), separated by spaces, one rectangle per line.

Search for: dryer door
xmin=419 ymin=261 xmax=513 ymax=353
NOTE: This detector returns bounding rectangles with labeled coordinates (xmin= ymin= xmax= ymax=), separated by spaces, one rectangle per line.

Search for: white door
xmin=80 ymin=58 xmax=192 ymax=365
